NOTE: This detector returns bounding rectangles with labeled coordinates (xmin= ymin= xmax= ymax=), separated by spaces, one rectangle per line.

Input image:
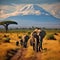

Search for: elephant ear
xmin=39 ymin=30 xmax=46 ymax=38
xmin=32 ymin=31 xmax=37 ymax=38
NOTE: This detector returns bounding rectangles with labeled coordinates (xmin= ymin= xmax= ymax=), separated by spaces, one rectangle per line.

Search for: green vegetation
xmin=46 ymin=34 xmax=56 ymax=40
xmin=0 ymin=28 xmax=60 ymax=33
xmin=3 ymin=37 xmax=10 ymax=43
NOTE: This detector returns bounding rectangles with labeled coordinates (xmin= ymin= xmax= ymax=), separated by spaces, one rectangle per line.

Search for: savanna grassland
xmin=0 ymin=29 xmax=60 ymax=60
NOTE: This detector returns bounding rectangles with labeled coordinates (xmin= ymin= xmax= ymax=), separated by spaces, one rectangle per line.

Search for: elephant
xmin=22 ymin=35 xmax=30 ymax=48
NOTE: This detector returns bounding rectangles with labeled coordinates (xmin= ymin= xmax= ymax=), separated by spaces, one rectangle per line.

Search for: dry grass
xmin=0 ymin=31 xmax=60 ymax=60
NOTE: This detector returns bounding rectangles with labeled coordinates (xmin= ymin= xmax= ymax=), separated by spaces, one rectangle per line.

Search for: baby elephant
xmin=23 ymin=35 xmax=30 ymax=48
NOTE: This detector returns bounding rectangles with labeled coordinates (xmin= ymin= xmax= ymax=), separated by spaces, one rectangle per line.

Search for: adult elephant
xmin=38 ymin=29 xmax=46 ymax=51
xmin=29 ymin=28 xmax=46 ymax=52
xmin=30 ymin=31 xmax=39 ymax=52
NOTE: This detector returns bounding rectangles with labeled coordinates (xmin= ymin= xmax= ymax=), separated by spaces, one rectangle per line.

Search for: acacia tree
xmin=0 ymin=20 xmax=18 ymax=32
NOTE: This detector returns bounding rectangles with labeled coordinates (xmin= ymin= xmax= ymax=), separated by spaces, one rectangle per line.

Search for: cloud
xmin=0 ymin=3 xmax=60 ymax=20
xmin=38 ymin=3 xmax=60 ymax=19
xmin=0 ymin=4 xmax=41 ymax=19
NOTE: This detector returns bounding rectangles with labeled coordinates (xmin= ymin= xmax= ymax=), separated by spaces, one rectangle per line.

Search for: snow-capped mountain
xmin=0 ymin=4 xmax=60 ymax=28
xmin=8 ymin=4 xmax=60 ymax=20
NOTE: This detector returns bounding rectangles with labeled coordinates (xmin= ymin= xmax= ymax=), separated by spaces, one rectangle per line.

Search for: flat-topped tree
xmin=0 ymin=20 xmax=18 ymax=32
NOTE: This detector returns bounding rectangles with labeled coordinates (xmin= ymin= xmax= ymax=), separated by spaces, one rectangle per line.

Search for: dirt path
xmin=11 ymin=46 xmax=44 ymax=60
xmin=10 ymin=44 xmax=60 ymax=60
xmin=11 ymin=47 xmax=27 ymax=60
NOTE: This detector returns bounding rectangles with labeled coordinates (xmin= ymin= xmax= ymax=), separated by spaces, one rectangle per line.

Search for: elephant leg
xmin=39 ymin=44 xmax=41 ymax=51
xmin=24 ymin=42 xmax=27 ymax=48
xmin=35 ymin=40 xmax=38 ymax=52
xmin=33 ymin=43 xmax=35 ymax=50
xmin=40 ymin=40 xmax=43 ymax=50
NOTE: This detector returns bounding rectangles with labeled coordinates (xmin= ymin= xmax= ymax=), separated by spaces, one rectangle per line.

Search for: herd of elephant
xmin=16 ymin=28 xmax=46 ymax=52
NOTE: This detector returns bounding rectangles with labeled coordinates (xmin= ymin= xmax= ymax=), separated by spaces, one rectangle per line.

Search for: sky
xmin=0 ymin=0 xmax=60 ymax=28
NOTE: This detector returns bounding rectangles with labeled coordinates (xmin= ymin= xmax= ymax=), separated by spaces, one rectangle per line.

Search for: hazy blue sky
xmin=0 ymin=0 xmax=60 ymax=4
xmin=0 ymin=0 xmax=60 ymax=28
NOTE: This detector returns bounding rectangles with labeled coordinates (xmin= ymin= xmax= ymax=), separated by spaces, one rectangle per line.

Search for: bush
xmin=28 ymin=32 xmax=31 ymax=35
xmin=16 ymin=41 xmax=19 ymax=46
xmin=46 ymin=34 xmax=56 ymax=40
xmin=18 ymin=36 xmax=22 ymax=39
xmin=54 ymin=33 xmax=58 ymax=35
xmin=4 ymin=35 xmax=9 ymax=37
xmin=4 ymin=37 xmax=10 ymax=43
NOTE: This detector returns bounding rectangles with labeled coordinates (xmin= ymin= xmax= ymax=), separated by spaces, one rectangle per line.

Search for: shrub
xmin=16 ymin=41 xmax=19 ymax=46
xmin=28 ymin=32 xmax=31 ymax=35
xmin=18 ymin=36 xmax=22 ymax=39
xmin=4 ymin=35 xmax=9 ymax=37
xmin=46 ymin=34 xmax=56 ymax=40
xmin=54 ymin=33 xmax=58 ymax=35
xmin=4 ymin=37 xmax=10 ymax=43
